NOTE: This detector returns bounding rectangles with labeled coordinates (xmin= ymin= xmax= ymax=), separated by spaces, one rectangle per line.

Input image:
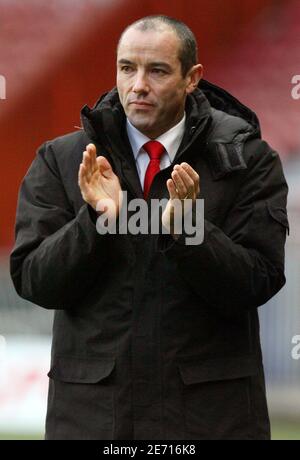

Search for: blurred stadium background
xmin=0 ymin=0 xmax=299 ymax=440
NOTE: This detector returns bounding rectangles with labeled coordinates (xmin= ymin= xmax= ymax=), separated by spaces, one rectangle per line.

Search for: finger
xmin=166 ymin=178 xmax=178 ymax=200
xmin=97 ymin=156 xmax=114 ymax=179
xmin=173 ymin=165 xmax=195 ymax=197
xmin=181 ymin=162 xmax=200 ymax=194
xmin=86 ymin=144 xmax=97 ymax=172
xmin=171 ymin=169 xmax=187 ymax=198
xmin=83 ymin=151 xmax=92 ymax=181
xmin=86 ymin=143 xmax=97 ymax=157
xmin=78 ymin=163 xmax=88 ymax=193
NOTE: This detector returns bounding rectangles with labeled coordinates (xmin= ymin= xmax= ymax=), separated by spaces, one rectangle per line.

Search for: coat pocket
xmin=46 ymin=356 xmax=115 ymax=439
xmin=177 ymin=355 xmax=259 ymax=440
xmin=246 ymin=200 xmax=288 ymax=271
xmin=47 ymin=355 xmax=115 ymax=383
xmin=267 ymin=202 xmax=289 ymax=235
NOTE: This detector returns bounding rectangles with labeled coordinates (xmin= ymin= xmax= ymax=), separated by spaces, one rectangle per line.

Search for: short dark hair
xmin=118 ymin=15 xmax=198 ymax=77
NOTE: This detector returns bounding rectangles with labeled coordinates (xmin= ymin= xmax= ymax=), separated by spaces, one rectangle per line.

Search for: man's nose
xmin=132 ymin=71 xmax=149 ymax=94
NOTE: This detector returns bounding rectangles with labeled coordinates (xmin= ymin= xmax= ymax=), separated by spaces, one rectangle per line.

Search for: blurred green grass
xmin=271 ymin=419 xmax=300 ymax=440
xmin=0 ymin=432 xmax=43 ymax=440
xmin=0 ymin=420 xmax=299 ymax=440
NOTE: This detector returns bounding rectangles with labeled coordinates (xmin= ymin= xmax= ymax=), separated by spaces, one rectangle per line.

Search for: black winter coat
xmin=10 ymin=81 xmax=289 ymax=440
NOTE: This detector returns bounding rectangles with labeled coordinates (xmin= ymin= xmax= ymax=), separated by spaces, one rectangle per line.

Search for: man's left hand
xmin=162 ymin=162 xmax=200 ymax=237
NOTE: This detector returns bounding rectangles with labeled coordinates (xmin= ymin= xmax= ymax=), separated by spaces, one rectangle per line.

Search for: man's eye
xmin=151 ymin=68 xmax=166 ymax=75
xmin=121 ymin=66 xmax=133 ymax=73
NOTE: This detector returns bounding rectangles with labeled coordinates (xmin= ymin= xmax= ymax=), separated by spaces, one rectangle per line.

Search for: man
xmin=10 ymin=16 xmax=288 ymax=440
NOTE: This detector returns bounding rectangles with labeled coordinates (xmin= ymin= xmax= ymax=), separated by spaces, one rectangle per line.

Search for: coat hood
xmin=199 ymin=79 xmax=261 ymax=138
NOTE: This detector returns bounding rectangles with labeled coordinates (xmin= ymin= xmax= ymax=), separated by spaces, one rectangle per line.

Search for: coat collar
xmin=80 ymin=86 xmax=212 ymax=162
xmin=79 ymin=87 xmax=213 ymax=198
xmin=80 ymin=81 xmax=260 ymax=189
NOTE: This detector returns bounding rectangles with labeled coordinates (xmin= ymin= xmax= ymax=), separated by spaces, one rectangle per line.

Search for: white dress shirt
xmin=126 ymin=114 xmax=186 ymax=190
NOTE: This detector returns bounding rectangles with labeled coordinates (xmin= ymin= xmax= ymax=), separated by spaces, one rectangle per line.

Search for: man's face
xmin=117 ymin=27 xmax=196 ymax=139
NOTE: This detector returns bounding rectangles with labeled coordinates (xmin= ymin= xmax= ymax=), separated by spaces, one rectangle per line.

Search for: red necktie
xmin=143 ymin=141 xmax=165 ymax=199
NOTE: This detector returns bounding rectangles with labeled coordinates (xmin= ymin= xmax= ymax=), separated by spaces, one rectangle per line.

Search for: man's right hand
xmin=78 ymin=143 xmax=122 ymax=219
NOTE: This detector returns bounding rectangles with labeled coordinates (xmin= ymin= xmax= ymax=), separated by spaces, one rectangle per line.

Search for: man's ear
xmin=186 ymin=64 xmax=203 ymax=94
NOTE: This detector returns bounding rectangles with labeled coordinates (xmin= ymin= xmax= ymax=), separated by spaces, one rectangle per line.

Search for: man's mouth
xmin=129 ymin=101 xmax=154 ymax=107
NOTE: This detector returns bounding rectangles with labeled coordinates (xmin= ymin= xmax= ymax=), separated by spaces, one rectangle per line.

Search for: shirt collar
xmin=126 ymin=113 xmax=186 ymax=162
